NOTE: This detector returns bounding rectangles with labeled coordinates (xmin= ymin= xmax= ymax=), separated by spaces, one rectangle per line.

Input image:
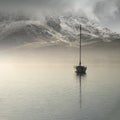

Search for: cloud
xmin=0 ymin=0 xmax=75 ymax=12
xmin=0 ymin=0 xmax=120 ymax=32
xmin=0 ymin=0 xmax=90 ymax=20
xmin=0 ymin=0 xmax=90 ymax=14
xmin=93 ymin=0 xmax=120 ymax=32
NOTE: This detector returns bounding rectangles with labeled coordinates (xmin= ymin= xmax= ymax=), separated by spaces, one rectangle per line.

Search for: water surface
xmin=0 ymin=48 xmax=120 ymax=120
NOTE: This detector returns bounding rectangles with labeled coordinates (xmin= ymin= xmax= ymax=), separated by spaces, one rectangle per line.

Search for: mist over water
xmin=0 ymin=47 xmax=120 ymax=120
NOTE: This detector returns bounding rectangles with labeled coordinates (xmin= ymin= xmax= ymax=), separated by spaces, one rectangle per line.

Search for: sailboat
xmin=75 ymin=25 xmax=87 ymax=74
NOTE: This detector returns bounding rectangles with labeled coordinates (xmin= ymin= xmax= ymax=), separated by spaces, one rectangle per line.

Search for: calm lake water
xmin=0 ymin=48 xmax=120 ymax=120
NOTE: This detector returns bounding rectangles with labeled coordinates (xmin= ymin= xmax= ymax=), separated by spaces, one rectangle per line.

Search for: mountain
xmin=0 ymin=13 xmax=120 ymax=49
xmin=46 ymin=15 xmax=120 ymax=45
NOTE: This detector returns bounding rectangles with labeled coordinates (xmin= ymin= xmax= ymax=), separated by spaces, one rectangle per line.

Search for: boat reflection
xmin=76 ymin=72 xmax=87 ymax=108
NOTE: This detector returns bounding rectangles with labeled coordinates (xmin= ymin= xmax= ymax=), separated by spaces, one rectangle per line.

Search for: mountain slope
xmin=0 ymin=14 xmax=120 ymax=49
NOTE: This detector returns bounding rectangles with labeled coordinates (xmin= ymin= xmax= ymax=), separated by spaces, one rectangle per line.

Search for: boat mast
xmin=79 ymin=25 xmax=82 ymax=66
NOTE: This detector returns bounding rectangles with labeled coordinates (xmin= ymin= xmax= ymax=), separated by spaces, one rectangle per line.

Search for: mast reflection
xmin=76 ymin=72 xmax=86 ymax=108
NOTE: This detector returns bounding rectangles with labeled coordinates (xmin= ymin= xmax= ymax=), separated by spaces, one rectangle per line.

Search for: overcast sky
xmin=0 ymin=0 xmax=120 ymax=32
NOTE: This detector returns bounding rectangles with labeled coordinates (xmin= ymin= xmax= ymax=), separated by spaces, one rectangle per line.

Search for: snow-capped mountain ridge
xmin=0 ymin=13 xmax=120 ymax=49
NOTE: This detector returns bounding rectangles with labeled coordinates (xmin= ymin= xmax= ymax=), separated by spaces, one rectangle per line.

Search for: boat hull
xmin=76 ymin=66 xmax=87 ymax=74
